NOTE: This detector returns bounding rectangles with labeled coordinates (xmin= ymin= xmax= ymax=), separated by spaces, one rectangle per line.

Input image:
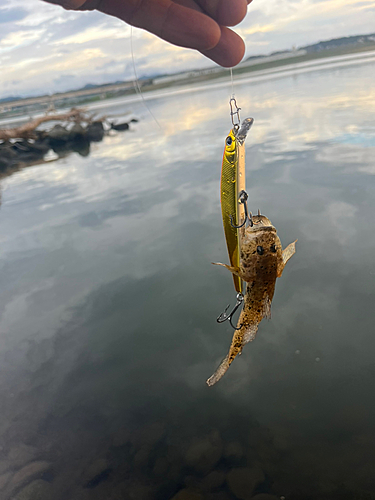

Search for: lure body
xmin=207 ymin=215 xmax=296 ymax=386
xmin=221 ymin=129 xmax=242 ymax=293
xmin=220 ymin=118 xmax=254 ymax=294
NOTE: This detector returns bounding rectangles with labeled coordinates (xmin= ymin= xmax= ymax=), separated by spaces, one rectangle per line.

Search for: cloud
xmin=0 ymin=6 xmax=28 ymax=23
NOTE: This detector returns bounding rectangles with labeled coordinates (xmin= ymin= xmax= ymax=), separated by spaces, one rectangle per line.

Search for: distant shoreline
xmin=1 ymin=42 xmax=375 ymax=122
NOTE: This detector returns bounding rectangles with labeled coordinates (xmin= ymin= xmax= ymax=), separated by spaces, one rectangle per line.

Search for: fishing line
xmin=230 ymin=67 xmax=235 ymax=99
xmin=130 ymin=26 xmax=163 ymax=132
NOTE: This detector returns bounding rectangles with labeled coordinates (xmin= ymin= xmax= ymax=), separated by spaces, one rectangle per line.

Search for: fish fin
xmin=212 ymin=262 xmax=241 ymax=278
xmin=278 ymin=239 xmax=297 ymax=277
xmin=206 ymin=355 xmax=230 ymax=387
xmin=242 ymin=323 xmax=259 ymax=346
xmin=263 ymin=296 xmax=272 ymax=319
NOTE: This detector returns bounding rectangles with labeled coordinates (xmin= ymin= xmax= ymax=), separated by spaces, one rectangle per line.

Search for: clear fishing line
xmin=130 ymin=26 xmax=163 ymax=132
xmin=230 ymin=67 xmax=235 ymax=99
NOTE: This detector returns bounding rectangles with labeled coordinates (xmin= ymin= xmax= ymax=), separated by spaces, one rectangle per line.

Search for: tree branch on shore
xmin=0 ymin=108 xmax=91 ymax=141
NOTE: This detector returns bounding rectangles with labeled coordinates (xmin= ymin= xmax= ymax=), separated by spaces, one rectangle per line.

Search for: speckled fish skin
xmin=207 ymin=215 xmax=296 ymax=386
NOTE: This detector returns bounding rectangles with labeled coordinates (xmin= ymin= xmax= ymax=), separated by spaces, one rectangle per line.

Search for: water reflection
xmin=0 ymin=61 xmax=375 ymax=499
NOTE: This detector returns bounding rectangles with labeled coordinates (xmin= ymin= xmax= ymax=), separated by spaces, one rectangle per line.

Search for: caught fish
xmin=208 ymin=214 xmax=297 ymax=386
xmin=221 ymin=118 xmax=254 ymax=294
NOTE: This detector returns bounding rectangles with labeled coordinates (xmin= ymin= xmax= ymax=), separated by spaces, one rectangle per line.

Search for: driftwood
xmin=0 ymin=107 xmax=137 ymax=175
xmin=0 ymin=108 xmax=89 ymax=141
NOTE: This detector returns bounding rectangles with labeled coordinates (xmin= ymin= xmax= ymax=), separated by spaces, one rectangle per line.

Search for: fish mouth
xmin=248 ymin=225 xmax=276 ymax=233
xmin=250 ymin=214 xmax=274 ymax=229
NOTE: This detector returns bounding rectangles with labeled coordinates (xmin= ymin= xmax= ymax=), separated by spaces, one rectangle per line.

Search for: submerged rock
xmin=133 ymin=445 xmax=152 ymax=469
xmin=152 ymin=456 xmax=169 ymax=477
xmin=226 ymin=466 xmax=265 ymax=500
xmin=200 ymin=470 xmax=226 ymax=492
xmin=112 ymin=427 xmax=131 ymax=447
xmin=0 ymin=471 xmax=11 ymax=491
xmin=223 ymin=442 xmax=244 ymax=462
xmin=171 ymin=488 xmax=204 ymax=500
xmin=185 ymin=430 xmax=223 ymax=474
xmin=82 ymin=458 xmax=111 ymax=488
xmin=251 ymin=495 xmax=279 ymax=500
xmin=12 ymin=479 xmax=51 ymax=500
xmin=6 ymin=460 xmax=51 ymax=496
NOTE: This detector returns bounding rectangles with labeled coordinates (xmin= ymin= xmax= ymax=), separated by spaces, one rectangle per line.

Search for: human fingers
xmin=196 ymin=0 xmax=247 ymax=27
xmin=95 ymin=0 xmax=222 ymax=51
xmin=200 ymin=25 xmax=245 ymax=67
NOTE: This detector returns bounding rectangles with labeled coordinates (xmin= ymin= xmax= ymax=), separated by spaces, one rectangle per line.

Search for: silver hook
xmin=217 ymin=293 xmax=244 ymax=330
xmin=230 ymin=190 xmax=254 ymax=228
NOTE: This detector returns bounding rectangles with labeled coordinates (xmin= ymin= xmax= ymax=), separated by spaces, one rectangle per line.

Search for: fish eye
xmin=270 ymin=244 xmax=277 ymax=253
xmin=257 ymin=246 xmax=264 ymax=255
xmin=226 ymin=136 xmax=232 ymax=146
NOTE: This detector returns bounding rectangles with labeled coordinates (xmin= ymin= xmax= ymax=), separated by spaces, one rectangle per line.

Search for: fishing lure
xmin=208 ymin=212 xmax=297 ymax=386
xmin=220 ymin=102 xmax=254 ymax=294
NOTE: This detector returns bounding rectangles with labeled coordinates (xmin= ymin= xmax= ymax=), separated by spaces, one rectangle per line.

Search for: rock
xmin=0 ymin=144 xmax=17 ymax=171
xmin=133 ymin=445 xmax=151 ymax=468
xmin=48 ymin=125 xmax=69 ymax=142
xmin=132 ymin=422 xmax=166 ymax=449
xmin=112 ymin=427 xmax=131 ymax=447
xmin=183 ymin=475 xmax=200 ymax=489
xmin=0 ymin=462 xmax=8 ymax=476
xmin=82 ymin=458 xmax=109 ymax=482
xmin=223 ymin=442 xmax=244 ymax=462
xmin=171 ymin=488 xmax=204 ymax=500
xmin=206 ymin=493 xmax=233 ymax=500
xmin=86 ymin=122 xmax=104 ymax=142
xmin=12 ymin=479 xmax=51 ymax=500
xmin=82 ymin=458 xmax=111 ymax=488
xmin=251 ymin=495 xmax=279 ymax=500
xmin=69 ymin=124 xmax=85 ymax=140
xmin=111 ymin=122 xmax=129 ymax=131
xmin=200 ymin=471 xmax=226 ymax=492
xmin=152 ymin=456 xmax=169 ymax=477
xmin=6 ymin=461 xmax=51 ymax=496
xmin=185 ymin=431 xmax=223 ymax=474
xmin=226 ymin=467 xmax=265 ymax=500
xmin=0 ymin=471 xmax=11 ymax=491
xmin=128 ymin=483 xmax=154 ymax=500
xmin=68 ymin=489 xmax=91 ymax=500
xmin=71 ymin=138 xmax=90 ymax=157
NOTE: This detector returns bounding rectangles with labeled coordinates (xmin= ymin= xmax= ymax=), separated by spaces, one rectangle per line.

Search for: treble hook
xmin=230 ymin=190 xmax=254 ymax=229
xmin=229 ymin=97 xmax=241 ymax=131
xmin=217 ymin=293 xmax=244 ymax=330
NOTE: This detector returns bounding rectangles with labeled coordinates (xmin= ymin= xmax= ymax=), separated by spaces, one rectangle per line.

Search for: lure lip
xmin=236 ymin=117 xmax=254 ymax=145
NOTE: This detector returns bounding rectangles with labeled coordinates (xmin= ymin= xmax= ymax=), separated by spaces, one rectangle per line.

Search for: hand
xmin=45 ymin=0 xmax=250 ymax=67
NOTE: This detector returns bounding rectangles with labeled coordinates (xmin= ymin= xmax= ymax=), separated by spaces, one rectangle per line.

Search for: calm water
xmin=1 ymin=59 xmax=375 ymax=500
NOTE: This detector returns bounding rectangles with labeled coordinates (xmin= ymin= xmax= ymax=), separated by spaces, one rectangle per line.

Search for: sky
xmin=0 ymin=0 xmax=374 ymax=98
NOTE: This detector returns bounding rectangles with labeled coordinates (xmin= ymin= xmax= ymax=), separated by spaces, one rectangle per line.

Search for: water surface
xmin=0 ymin=60 xmax=375 ymax=500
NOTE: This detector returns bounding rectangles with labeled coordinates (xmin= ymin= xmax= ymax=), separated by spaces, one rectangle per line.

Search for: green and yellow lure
xmin=220 ymin=118 xmax=254 ymax=294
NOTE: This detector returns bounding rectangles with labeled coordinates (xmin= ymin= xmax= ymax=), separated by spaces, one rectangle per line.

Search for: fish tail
xmin=206 ymin=355 xmax=230 ymax=387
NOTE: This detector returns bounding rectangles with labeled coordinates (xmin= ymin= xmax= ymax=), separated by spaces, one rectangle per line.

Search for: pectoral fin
xmin=212 ymin=262 xmax=241 ymax=278
xmin=277 ymin=240 xmax=297 ymax=277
